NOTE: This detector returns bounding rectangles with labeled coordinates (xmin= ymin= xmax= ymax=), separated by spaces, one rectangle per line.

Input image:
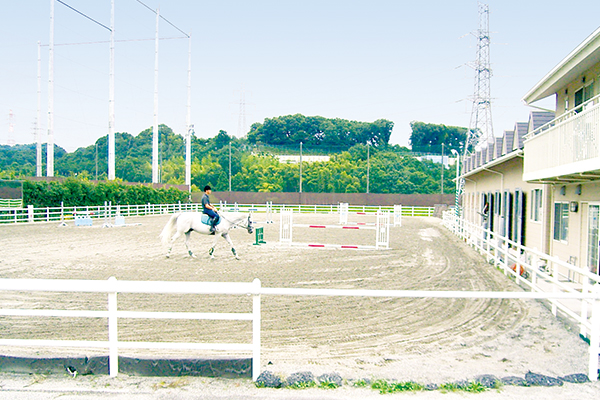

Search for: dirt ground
xmin=0 ymin=212 xmax=598 ymax=398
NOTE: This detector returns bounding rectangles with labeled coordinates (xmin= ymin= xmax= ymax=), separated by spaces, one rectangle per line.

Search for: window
xmin=574 ymin=81 xmax=594 ymax=113
xmin=588 ymin=205 xmax=599 ymax=275
xmin=553 ymin=202 xmax=569 ymax=242
xmin=531 ymin=189 xmax=543 ymax=222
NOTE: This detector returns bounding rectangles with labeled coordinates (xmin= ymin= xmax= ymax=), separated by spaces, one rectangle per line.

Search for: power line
xmin=135 ymin=0 xmax=190 ymax=38
xmin=39 ymin=36 xmax=188 ymax=47
xmin=56 ymin=0 xmax=111 ymax=32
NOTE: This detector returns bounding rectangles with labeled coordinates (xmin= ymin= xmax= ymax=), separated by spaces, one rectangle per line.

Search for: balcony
xmin=523 ymin=96 xmax=600 ymax=182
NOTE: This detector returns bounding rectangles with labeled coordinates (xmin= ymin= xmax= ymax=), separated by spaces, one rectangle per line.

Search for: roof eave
xmin=522 ymin=26 xmax=600 ymax=105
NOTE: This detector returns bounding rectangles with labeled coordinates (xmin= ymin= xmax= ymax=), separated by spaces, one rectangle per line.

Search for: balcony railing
xmin=524 ymin=95 xmax=600 ymax=182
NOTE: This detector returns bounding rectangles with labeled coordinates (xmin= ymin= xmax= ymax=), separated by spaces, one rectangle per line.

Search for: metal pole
xmin=229 ymin=141 xmax=232 ymax=192
xmin=299 ymin=142 xmax=303 ymax=193
xmin=185 ymin=32 xmax=192 ymax=187
xmin=367 ymin=144 xmax=370 ymax=194
xmin=451 ymin=149 xmax=460 ymax=217
xmin=108 ymin=0 xmax=115 ymax=180
xmin=152 ymin=7 xmax=160 ymax=183
xmin=441 ymin=143 xmax=444 ymax=194
xmin=36 ymin=41 xmax=42 ymax=177
xmin=47 ymin=0 xmax=54 ymax=177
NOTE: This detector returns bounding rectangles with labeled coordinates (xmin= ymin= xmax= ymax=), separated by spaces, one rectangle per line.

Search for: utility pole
xmin=47 ymin=0 xmax=54 ymax=177
xmin=152 ymin=7 xmax=160 ymax=183
xmin=299 ymin=142 xmax=303 ymax=193
xmin=441 ymin=143 xmax=444 ymax=194
xmin=366 ymin=145 xmax=370 ymax=194
xmin=36 ymin=41 xmax=42 ymax=177
xmin=108 ymin=0 xmax=115 ymax=180
xmin=185 ymin=32 xmax=192 ymax=187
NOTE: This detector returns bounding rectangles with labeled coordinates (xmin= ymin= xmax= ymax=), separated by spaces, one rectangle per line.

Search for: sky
xmin=1 ymin=0 xmax=600 ymax=152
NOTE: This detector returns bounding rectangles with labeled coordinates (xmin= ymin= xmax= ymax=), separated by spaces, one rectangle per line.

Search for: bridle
xmin=219 ymin=212 xmax=253 ymax=233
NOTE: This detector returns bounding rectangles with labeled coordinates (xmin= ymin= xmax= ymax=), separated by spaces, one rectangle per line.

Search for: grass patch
xmin=371 ymin=379 xmax=424 ymax=394
xmin=287 ymin=381 xmax=316 ymax=389
xmin=440 ymin=381 xmax=487 ymax=393
xmin=353 ymin=379 xmax=369 ymax=388
xmin=319 ymin=380 xmax=340 ymax=389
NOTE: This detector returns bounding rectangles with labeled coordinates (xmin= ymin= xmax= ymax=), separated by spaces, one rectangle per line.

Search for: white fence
xmin=0 ymin=202 xmax=434 ymax=225
xmin=442 ymin=211 xmax=600 ymax=380
xmin=1 ymin=277 xmax=599 ymax=380
xmin=0 ymin=277 xmax=262 ymax=381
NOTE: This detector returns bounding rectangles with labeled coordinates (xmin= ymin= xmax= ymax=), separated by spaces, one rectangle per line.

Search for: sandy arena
xmin=0 ymin=212 xmax=598 ymax=399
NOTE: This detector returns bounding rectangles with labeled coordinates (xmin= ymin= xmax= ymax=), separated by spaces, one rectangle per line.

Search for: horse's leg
xmin=208 ymin=236 xmax=219 ymax=259
xmin=184 ymin=231 xmax=196 ymax=258
xmin=166 ymin=231 xmax=183 ymax=258
xmin=222 ymin=233 xmax=239 ymax=260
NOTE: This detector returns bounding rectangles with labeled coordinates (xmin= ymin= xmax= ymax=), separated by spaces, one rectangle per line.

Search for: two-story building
xmin=461 ymin=26 xmax=600 ymax=278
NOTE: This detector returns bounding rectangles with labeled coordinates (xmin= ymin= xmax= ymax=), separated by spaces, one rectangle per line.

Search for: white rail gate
xmin=281 ymin=208 xmax=390 ymax=249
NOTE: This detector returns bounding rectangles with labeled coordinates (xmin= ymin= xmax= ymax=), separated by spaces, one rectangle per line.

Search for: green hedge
xmin=23 ymin=179 xmax=189 ymax=208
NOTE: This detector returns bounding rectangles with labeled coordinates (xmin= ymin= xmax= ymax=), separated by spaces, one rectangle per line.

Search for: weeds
xmin=151 ymin=378 xmax=190 ymax=390
xmin=287 ymin=380 xmax=316 ymax=389
xmin=371 ymin=379 xmax=424 ymax=394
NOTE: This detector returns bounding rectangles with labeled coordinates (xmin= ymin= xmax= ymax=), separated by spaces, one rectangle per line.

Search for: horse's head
xmin=246 ymin=214 xmax=254 ymax=234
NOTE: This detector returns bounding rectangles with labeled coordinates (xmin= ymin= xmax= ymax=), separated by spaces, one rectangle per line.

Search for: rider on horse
xmin=202 ymin=185 xmax=219 ymax=234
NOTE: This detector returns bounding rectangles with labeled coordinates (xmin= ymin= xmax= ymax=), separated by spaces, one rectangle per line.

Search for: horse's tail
xmin=159 ymin=213 xmax=180 ymax=245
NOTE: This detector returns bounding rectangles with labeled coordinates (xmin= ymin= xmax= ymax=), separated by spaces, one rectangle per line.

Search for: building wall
xmin=548 ymin=180 xmax=600 ymax=273
xmin=463 ymin=156 xmax=545 ymax=250
xmin=555 ymin=60 xmax=600 ymax=115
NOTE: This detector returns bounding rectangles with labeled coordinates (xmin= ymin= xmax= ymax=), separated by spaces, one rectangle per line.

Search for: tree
xmin=246 ymin=114 xmax=393 ymax=148
xmin=409 ymin=121 xmax=467 ymax=153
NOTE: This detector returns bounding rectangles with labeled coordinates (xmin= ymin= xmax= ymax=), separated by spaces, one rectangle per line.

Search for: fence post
xmin=589 ymin=288 xmax=599 ymax=381
xmin=582 ymin=275 xmax=590 ymax=338
xmin=252 ymin=278 xmax=261 ymax=381
xmin=107 ymin=276 xmax=119 ymax=377
xmin=27 ymin=205 xmax=34 ymax=223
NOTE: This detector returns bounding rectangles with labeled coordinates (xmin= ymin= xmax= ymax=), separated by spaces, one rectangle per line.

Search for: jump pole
xmin=339 ymin=203 xmax=399 ymax=227
xmin=280 ymin=209 xmax=390 ymax=249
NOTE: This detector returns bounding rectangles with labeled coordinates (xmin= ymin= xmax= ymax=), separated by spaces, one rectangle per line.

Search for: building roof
xmin=502 ymin=130 xmax=515 ymax=155
xmin=513 ymin=122 xmax=529 ymax=149
xmin=522 ymin=26 xmax=600 ymax=104
xmin=528 ymin=111 xmax=555 ymax=132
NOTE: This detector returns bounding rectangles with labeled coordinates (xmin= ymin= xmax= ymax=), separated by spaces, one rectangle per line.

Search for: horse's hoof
xmin=190 ymin=254 xmax=197 ymax=259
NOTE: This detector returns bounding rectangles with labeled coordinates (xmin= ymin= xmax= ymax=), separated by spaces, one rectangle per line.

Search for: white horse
xmin=159 ymin=211 xmax=253 ymax=260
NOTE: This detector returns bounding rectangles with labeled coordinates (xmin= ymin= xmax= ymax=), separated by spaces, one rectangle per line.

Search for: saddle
xmin=201 ymin=214 xmax=220 ymax=226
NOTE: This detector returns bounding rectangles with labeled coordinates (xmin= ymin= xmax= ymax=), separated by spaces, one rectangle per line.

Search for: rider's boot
xmin=209 ymin=217 xmax=216 ymax=235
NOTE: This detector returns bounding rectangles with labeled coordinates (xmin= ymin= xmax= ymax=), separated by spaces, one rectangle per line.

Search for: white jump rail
xmin=338 ymin=203 xmax=402 ymax=227
xmin=0 ymin=277 xmax=262 ymax=381
xmin=281 ymin=208 xmax=390 ymax=249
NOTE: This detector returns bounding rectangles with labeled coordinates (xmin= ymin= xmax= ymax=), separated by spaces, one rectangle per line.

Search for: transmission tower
xmin=7 ymin=110 xmax=15 ymax=146
xmin=455 ymin=1 xmax=494 ymax=216
xmin=237 ymin=85 xmax=247 ymax=137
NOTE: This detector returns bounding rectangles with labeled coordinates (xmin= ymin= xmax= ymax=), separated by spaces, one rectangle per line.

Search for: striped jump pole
xmin=279 ymin=209 xmax=390 ymax=249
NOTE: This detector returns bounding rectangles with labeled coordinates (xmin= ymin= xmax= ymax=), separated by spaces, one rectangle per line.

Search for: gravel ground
xmin=0 ymin=213 xmax=598 ymax=399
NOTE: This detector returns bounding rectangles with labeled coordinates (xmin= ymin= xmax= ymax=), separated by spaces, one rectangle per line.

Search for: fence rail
xmin=442 ymin=211 xmax=600 ymax=380
xmin=1 ymin=276 xmax=599 ymax=381
xmin=0 ymin=202 xmax=434 ymax=225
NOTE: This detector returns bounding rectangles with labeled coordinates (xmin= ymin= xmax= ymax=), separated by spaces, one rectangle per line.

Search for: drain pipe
xmin=464 ymin=177 xmax=476 ymax=222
